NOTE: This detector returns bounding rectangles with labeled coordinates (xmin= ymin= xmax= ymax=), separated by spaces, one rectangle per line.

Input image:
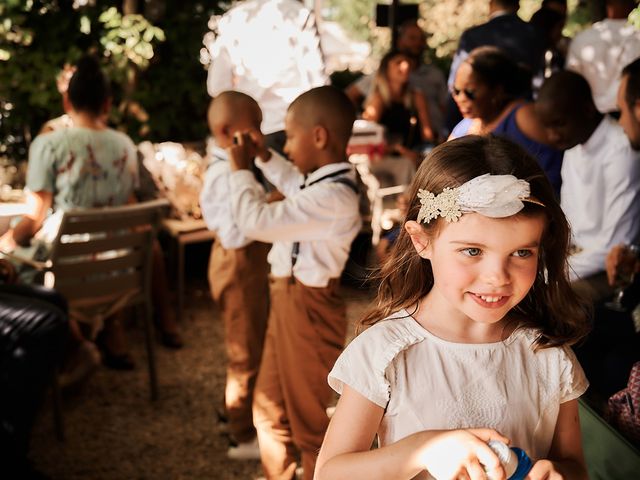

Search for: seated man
xmin=0 ymin=284 xmax=69 ymax=479
xmin=606 ymin=58 xmax=640 ymax=312
xmin=536 ymin=70 xmax=640 ymax=303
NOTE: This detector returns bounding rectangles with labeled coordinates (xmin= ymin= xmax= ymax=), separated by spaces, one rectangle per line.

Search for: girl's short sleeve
xmin=558 ymin=346 xmax=589 ymax=403
xmin=26 ymin=135 xmax=56 ymax=193
xmin=328 ymin=320 xmax=425 ymax=409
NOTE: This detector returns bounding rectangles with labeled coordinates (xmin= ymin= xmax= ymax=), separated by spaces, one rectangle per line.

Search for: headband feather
xmin=417 ymin=174 xmax=542 ymax=224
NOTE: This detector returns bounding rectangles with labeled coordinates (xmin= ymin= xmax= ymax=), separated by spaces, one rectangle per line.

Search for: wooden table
xmin=160 ymin=218 xmax=216 ymax=323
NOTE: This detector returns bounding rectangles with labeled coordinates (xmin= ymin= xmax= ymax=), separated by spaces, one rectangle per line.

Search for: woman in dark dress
xmin=362 ymin=50 xmax=435 ymax=161
xmin=449 ymin=46 xmax=564 ymax=195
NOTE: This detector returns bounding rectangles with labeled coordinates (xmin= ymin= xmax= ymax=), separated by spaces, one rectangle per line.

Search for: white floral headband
xmin=417 ymin=174 xmax=544 ymax=224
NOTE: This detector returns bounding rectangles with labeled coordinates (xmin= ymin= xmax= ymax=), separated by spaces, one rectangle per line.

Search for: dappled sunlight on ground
xmin=30 ymin=275 xmax=374 ymax=479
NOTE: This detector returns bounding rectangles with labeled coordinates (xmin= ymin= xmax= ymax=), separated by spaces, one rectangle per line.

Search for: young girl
xmin=315 ymin=135 xmax=590 ymax=480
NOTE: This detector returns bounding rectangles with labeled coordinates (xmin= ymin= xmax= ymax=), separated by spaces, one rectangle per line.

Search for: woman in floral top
xmin=1 ymin=56 xmax=149 ymax=377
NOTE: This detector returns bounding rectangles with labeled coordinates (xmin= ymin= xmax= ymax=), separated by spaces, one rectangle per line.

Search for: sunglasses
xmin=451 ymin=87 xmax=476 ymax=101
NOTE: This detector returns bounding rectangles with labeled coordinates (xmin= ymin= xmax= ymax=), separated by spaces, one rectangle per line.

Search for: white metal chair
xmin=350 ymin=153 xmax=407 ymax=246
xmin=5 ymin=199 xmax=169 ymax=400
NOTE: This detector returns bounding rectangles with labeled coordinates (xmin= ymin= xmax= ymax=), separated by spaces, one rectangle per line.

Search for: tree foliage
xmin=324 ymin=0 xmax=591 ymax=71
xmin=630 ymin=5 xmax=640 ymax=29
xmin=0 ymin=0 xmax=595 ymax=173
xmin=1 ymin=0 xmax=99 ymax=163
xmin=129 ymin=1 xmax=226 ymax=143
xmin=0 ymin=0 xmax=223 ymax=170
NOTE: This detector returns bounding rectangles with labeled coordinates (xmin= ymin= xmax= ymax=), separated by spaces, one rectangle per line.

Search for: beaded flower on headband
xmin=417 ymin=174 xmax=543 ymax=224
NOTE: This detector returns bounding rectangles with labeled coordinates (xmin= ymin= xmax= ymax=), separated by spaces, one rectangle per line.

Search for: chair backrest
xmin=350 ymin=154 xmax=407 ymax=246
xmin=47 ymin=199 xmax=169 ymax=333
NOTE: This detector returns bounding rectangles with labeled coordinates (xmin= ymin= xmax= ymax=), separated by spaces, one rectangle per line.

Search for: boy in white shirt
xmin=199 ymin=91 xmax=271 ymax=459
xmin=227 ymin=86 xmax=361 ymax=480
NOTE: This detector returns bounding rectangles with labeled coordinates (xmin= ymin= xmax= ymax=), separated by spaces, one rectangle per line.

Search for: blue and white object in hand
xmin=485 ymin=440 xmax=533 ymax=480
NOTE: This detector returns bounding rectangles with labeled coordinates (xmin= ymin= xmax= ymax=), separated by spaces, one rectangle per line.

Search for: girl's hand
xmin=418 ymin=428 xmax=510 ymax=480
xmin=527 ymin=459 xmax=564 ymax=479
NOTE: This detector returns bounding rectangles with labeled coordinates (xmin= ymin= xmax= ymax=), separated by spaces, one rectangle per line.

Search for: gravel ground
xmin=29 ymin=272 xmax=374 ymax=480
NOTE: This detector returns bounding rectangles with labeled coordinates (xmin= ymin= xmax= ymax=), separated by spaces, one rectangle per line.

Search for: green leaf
xmin=154 ymin=27 xmax=165 ymax=42
xmin=80 ymin=15 xmax=91 ymax=35
xmin=99 ymin=7 xmax=118 ymax=23
xmin=125 ymin=35 xmax=138 ymax=48
xmin=142 ymin=28 xmax=154 ymax=43
xmin=629 ymin=7 xmax=640 ymax=29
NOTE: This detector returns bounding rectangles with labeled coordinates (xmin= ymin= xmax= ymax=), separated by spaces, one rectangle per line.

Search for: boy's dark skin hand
xmin=228 ymin=130 xmax=284 ymax=201
xmin=229 ymin=130 xmax=271 ymax=172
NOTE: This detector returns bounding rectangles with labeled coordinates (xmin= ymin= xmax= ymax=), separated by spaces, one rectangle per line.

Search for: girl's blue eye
xmin=462 ymin=248 xmax=481 ymax=257
xmin=513 ymin=249 xmax=533 ymax=258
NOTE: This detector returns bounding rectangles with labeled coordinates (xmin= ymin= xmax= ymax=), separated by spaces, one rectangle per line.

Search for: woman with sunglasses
xmin=449 ymin=46 xmax=563 ymax=195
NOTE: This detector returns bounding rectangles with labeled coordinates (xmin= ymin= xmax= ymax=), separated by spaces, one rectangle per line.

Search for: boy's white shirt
xmin=229 ymin=150 xmax=361 ymax=287
xmin=199 ymin=142 xmax=265 ymax=249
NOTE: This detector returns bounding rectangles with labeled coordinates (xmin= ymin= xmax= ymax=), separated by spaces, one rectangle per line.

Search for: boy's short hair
xmin=208 ymin=90 xmax=262 ymax=134
xmin=289 ymin=86 xmax=356 ymax=147
xmin=538 ymin=70 xmax=595 ymax=115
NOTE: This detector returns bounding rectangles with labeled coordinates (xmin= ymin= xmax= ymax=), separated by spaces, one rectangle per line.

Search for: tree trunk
xmin=145 ymin=0 xmax=166 ymax=22
xmin=123 ymin=0 xmax=138 ymax=15
xmin=121 ymin=0 xmax=139 ymax=134
xmin=390 ymin=0 xmax=400 ymax=50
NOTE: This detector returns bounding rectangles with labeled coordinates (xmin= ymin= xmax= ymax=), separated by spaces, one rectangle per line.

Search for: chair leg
xmin=371 ymin=194 xmax=383 ymax=246
xmin=143 ymin=303 xmax=158 ymax=401
xmin=177 ymin=240 xmax=185 ymax=324
xmin=51 ymin=370 xmax=64 ymax=441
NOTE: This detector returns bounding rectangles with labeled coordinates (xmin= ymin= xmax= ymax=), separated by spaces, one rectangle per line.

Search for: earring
xmin=418 ymin=250 xmax=429 ymax=259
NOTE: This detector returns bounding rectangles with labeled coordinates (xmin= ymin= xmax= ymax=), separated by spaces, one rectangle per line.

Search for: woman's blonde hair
xmin=370 ymin=50 xmax=414 ymax=109
xmin=360 ymin=135 xmax=590 ymax=349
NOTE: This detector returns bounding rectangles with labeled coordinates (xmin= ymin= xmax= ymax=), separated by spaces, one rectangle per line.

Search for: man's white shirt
xmin=561 ymin=116 xmax=640 ymax=280
xmin=567 ymin=19 xmax=640 ymax=113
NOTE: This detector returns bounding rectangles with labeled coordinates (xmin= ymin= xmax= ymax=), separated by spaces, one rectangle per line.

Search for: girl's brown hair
xmin=360 ymin=135 xmax=590 ymax=349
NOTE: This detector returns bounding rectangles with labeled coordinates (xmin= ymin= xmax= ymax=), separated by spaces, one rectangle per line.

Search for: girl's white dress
xmin=328 ymin=310 xmax=588 ymax=478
